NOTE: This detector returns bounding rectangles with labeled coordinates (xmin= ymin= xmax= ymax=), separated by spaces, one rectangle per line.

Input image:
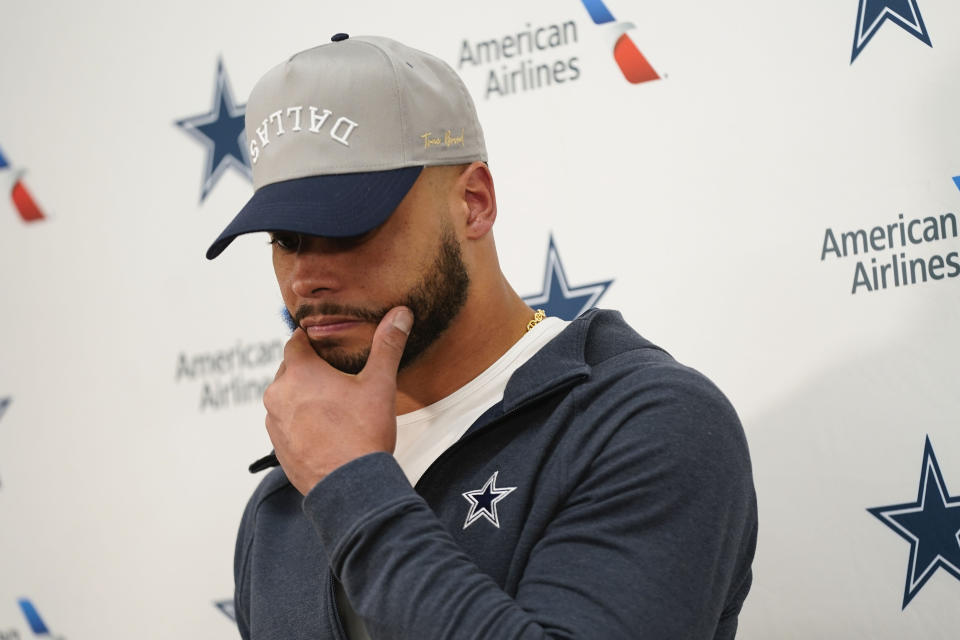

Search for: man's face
xmin=271 ymin=169 xmax=470 ymax=374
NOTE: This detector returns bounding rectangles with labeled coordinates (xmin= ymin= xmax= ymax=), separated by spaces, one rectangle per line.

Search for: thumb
xmin=362 ymin=306 xmax=413 ymax=384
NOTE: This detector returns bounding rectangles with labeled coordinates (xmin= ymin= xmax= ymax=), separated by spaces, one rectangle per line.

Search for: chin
xmin=309 ymin=342 xmax=371 ymax=375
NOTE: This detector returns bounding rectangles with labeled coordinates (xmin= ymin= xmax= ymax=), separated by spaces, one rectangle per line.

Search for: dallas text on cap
xmin=249 ymin=106 xmax=360 ymax=164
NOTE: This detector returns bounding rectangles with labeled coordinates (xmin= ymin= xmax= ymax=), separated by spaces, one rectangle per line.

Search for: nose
xmin=288 ymin=247 xmax=339 ymax=298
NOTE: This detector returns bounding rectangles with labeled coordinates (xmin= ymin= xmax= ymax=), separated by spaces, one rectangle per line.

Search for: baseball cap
xmin=205 ymin=34 xmax=488 ymax=259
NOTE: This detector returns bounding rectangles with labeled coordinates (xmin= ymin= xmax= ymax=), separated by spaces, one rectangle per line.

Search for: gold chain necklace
xmin=526 ymin=309 xmax=546 ymax=332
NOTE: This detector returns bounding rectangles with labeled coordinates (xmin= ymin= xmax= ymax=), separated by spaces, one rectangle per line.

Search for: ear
xmin=459 ymin=161 xmax=497 ymax=240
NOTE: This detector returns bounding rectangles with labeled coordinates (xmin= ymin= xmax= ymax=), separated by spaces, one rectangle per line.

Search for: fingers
xmin=362 ymin=306 xmax=413 ymax=385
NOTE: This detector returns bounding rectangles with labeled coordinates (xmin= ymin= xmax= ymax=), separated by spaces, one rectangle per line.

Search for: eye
xmin=268 ymin=232 xmax=302 ymax=252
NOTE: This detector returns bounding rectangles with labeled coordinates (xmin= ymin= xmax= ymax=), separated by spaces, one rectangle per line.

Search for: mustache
xmin=291 ymin=302 xmax=386 ymax=327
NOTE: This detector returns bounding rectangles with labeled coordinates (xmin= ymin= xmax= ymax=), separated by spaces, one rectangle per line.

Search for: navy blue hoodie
xmin=234 ymin=309 xmax=757 ymax=639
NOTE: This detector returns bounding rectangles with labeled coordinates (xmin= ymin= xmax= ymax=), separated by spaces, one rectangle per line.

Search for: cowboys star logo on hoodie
xmin=462 ymin=471 xmax=517 ymax=529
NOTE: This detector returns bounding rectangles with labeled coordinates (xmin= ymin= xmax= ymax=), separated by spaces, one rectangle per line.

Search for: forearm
xmin=304 ymin=453 xmax=549 ymax=640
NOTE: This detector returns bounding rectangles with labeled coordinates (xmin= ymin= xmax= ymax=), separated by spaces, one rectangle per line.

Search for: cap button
xmin=331 ymin=33 xmax=349 ymax=42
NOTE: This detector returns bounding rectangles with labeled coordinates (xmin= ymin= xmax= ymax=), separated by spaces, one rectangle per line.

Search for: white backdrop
xmin=1 ymin=0 xmax=959 ymax=637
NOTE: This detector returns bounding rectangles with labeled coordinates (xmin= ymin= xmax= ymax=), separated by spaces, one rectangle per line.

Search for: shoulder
xmin=572 ymin=310 xmax=750 ymax=476
xmin=577 ymin=309 xmax=735 ymax=412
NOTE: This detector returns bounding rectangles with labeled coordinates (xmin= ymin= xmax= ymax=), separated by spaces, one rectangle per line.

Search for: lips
xmin=299 ymin=316 xmax=366 ymax=338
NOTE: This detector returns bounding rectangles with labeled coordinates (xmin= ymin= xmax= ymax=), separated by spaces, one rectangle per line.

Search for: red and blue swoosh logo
xmin=0 ymin=146 xmax=46 ymax=222
xmin=580 ymin=0 xmax=660 ymax=84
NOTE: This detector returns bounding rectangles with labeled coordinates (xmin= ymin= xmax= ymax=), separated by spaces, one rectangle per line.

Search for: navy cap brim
xmin=206 ymin=165 xmax=423 ymax=259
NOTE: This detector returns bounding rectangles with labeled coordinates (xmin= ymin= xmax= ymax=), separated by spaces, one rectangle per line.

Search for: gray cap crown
xmin=245 ymin=35 xmax=488 ymax=189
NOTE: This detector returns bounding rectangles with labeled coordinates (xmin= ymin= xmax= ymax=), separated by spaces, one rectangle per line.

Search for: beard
xmin=290 ymin=223 xmax=470 ymax=374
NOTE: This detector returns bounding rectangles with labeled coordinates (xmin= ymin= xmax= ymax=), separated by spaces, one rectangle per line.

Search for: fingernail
xmin=392 ymin=308 xmax=413 ymax=335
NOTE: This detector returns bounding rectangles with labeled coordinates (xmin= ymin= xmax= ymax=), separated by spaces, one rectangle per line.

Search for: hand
xmin=263 ymin=306 xmax=413 ymax=495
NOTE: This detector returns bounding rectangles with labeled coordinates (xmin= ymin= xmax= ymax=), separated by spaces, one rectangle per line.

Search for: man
xmin=207 ymin=34 xmax=757 ymax=640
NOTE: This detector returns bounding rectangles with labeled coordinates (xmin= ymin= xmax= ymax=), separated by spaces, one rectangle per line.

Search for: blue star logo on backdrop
xmin=462 ymin=471 xmax=517 ymax=529
xmin=851 ymin=0 xmax=932 ymax=64
xmin=176 ymin=58 xmax=251 ymax=202
xmin=522 ymin=235 xmax=613 ymax=321
xmin=953 ymin=175 xmax=960 ymax=192
xmin=868 ymin=436 xmax=960 ymax=608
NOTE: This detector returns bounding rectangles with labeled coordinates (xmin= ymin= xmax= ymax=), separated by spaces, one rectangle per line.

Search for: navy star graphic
xmin=868 ymin=436 xmax=960 ymax=608
xmin=176 ymin=58 xmax=251 ymax=202
xmin=952 ymin=175 xmax=960 ymax=192
xmin=522 ymin=235 xmax=613 ymax=321
xmin=851 ymin=0 xmax=932 ymax=64
xmin=462 ymin=471 xmax=517 ymax=529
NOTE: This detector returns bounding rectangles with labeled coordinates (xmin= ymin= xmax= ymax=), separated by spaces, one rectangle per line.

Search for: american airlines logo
xmin=580 ymin=0 xmax=661 ymax=84
xmin=0 ymin=146 xmax=46 ymax=222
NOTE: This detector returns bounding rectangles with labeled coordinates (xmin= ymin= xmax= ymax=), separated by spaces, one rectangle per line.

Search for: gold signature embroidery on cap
xmin=420 ymin=128 xmax=465 ymax=150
